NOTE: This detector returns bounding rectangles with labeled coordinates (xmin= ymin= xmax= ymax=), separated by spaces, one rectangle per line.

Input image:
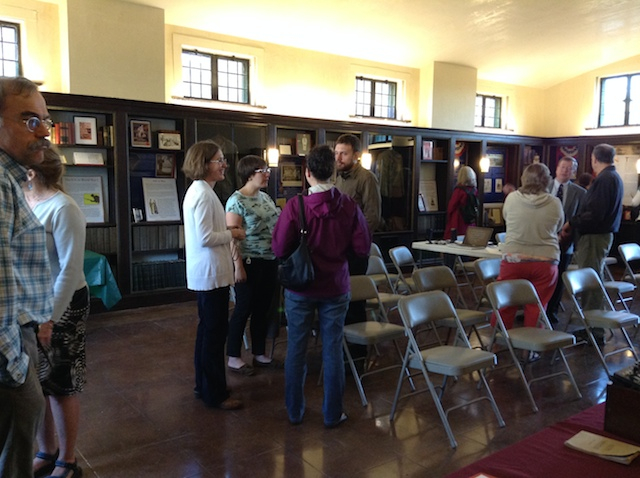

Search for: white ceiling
xmin=128 ymin=0 xmax=640 ymax=89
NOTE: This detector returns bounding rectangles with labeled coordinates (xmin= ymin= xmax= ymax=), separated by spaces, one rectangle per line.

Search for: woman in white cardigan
xmin=182 ymin=140 xmax=246 ymax=410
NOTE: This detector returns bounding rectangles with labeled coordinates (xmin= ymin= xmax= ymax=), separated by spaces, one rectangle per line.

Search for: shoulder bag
xmin=278 ymin=194 xmax=315 ymax=291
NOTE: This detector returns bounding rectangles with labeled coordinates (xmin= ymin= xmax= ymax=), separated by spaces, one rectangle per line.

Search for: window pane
xmin=629 ymin=75 xmax=640 ymax=125
xmin=600 ymin=76 xmax=628 ymax=127
xmin=0 ymin=22 xmax=19 ymax=77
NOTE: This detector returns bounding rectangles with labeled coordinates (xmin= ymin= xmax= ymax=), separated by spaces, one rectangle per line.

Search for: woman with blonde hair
xmin=444 ymin=165 xmax=478 ymax=240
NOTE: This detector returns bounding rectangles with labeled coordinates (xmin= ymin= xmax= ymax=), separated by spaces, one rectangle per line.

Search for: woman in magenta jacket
xmin=272 ymin=144 xmax=371 ymax=428
xmin=444 ymin=165 xmax=478 ymax=240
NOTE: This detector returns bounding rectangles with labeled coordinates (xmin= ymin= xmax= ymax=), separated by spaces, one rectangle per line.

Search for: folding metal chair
xmin=412 ymin=266 xmax=489 ymax=349
xmin=486 ymin=279 xmax=582 ymax=413
xmin=389 ymin=245 xmax=417 ymax=294
xmin=390 ymin=290 xmax=505 ymax=448
xmin=342 ymin=276 xmax=408 ymax=406
xmin=563 ymin=267 xmax=639 ymax=376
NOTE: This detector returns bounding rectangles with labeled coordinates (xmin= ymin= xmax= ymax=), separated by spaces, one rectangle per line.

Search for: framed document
xmin=74 ymin=116 xmax=97 ymax=145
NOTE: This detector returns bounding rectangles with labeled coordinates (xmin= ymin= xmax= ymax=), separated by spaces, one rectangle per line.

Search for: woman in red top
xmin=444 ymin=165 xmax=478 ymax=240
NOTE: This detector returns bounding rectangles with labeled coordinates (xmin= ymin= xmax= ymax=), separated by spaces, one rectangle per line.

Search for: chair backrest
xmin=412 ymin=266 xmax=457 ymax=292
xmin=562 ymin=267 xmax=613 ymax=311
xmin=619 ymin=243 xmax=640 ymax=284
xmin=486 ymin=279 xmax=539 ymax=310
xmin=562 ymin=267 xmax=602 ymax=295
xmin=474 ymin=258 xmax=501 ymax=284
xmin=398 ymin=290 xmax=471 ymax=349
xmin=495 ymin=232 xmax=506 ymax=244
xmin=366 ymin=255 xmax=394 ymax=290
xmin=398 ymin=290 xmax=458 ymax=329
xmin=349 ymin=275 xmax=379 ymax=302
xmin=619 ymin=243 xmax=640 ymax=263
xmin=370 ymin=242 xmax=383 ymax=259
xmin=389 ymin=246 xmax=416 ymax=273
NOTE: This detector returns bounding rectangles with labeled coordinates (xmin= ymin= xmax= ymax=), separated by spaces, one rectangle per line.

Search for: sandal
xmin=46 ymin=459 xmax=83 ymax=478
xmin=227 ymin=363 xmax=254 ymax=376
xmin=34 ymin=450 xmax=58 ymax=478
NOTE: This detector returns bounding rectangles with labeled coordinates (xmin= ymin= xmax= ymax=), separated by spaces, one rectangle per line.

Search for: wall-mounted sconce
xmin=268 ymin=148 xmax=280 ymax=167
xmin=636 ymin=158 xmax=640 ymax=174
xmin=479 ymin=155 xmax=490 ymax=173
xmin=361 ymin=152 xmax=372 ymax=170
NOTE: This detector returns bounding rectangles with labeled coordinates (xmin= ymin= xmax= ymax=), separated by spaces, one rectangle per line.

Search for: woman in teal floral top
xmin=225 ymin=155 xmax=280 ymax=374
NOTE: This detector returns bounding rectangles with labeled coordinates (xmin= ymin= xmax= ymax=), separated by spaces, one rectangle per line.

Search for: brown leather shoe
xmin=218 ymin=397 xmax=243 ymax=410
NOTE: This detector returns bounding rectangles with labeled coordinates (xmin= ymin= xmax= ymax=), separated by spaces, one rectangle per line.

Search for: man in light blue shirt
xmin=0 ymin=77 xmax=54 ymax=477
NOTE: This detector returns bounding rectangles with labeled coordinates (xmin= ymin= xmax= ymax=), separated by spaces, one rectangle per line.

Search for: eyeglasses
xmin=254 ymin=168 xmax=271 ymax=174
xmin=22 ymin=116 xmax=54 ymax=133
xmin=208 ymin=158 xmax=227 ymax=165
xmin=3 ymin=116 xmax=54 ymax=133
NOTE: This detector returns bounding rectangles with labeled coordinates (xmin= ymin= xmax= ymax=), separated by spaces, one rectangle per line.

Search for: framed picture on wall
xmin=296 ymin=134 xmax=311 ymax=155
xmin=158 ymin=131 xmax=181 ymax=150
xmin=280 ymin=162 xmax=302 ymax=187
xmin=131 ymin=120 xmax=151 ymax=148
xmin=155 ymin=153 xmax=176 ymax=178
xmin=74 ymin=116 xmax=97 ymax=145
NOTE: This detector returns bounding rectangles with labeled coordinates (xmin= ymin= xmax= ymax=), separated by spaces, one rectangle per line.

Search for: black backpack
xmin=461 ymin=188 xmax=479 ymax=224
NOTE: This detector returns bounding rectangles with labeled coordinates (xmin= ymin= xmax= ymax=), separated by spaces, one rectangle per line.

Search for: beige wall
xmin=166 ymin=25 xmax=420 ymax=125
xmin=431 ymin=62 xmax=477 ymax=131
xmin=66 ymin=0 xmax=165 ymax=102
xmin=476 ymin=79 xmax=546 ymax=137
xmin=544 ymin=54 xmax=640 ymax=137
xmin=7 ymin=0 xmax=640 ymax=139
xmin=0 ymin=0 xmax=62 ymax=91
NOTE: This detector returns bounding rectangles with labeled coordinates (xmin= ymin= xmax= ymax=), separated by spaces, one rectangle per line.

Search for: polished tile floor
xmin=74 ymin=277 xmax=640 ymax=477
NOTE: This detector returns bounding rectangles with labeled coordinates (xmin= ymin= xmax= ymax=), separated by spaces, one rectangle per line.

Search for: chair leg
xmin=479 ymin=369 xmax=506 ymax=428
xmin=557 ymin=349 xmax=582 ymax=400
xmin=390 ymin=350 xmax=412 ymax=421
xmin=343 ymin=338 xmax=368 ymax=407
xmin=424 ymin=370 xmax=458 ymax=448
xmin=506 ymin=343 xmax=539 ymax=413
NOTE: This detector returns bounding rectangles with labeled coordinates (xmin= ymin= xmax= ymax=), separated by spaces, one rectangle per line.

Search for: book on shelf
xmin=564 ymin=430 xmax=640 ymax=465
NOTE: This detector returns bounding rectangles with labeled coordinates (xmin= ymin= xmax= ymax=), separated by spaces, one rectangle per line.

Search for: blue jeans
xmin=284 ymin=290 xmax=350 ymax=426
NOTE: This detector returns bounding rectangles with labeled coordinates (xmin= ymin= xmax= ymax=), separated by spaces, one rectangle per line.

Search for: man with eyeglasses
xmin=0 ymin=76 xmax=54 ymax=477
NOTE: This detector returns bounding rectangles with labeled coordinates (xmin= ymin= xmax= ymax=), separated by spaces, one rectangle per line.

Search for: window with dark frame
xmin=181 ymin=50 xmax=249 ymax=104
xmin=0 ymin=21 xmax=21 ymax=78
xmin=475 ymin=94 xmax=502 ymax=128
xmin=355 ymin=77 xmax=397 ymax=119
xmin=599 ymin=73 xmax=640 ymax=127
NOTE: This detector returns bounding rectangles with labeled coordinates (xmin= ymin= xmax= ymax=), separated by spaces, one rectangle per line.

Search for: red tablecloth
xmin=446 ymin=403 xmax=640 ymax=478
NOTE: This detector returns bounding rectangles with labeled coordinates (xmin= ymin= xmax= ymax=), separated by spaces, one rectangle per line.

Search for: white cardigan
xmin=183 ymin=180 xmax=234 ymax=291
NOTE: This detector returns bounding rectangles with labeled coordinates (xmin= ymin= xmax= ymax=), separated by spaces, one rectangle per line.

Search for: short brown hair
xmin=182 ymin=140 xmax=221 ymax=180
xmin=335 ymin=134 xmax=360 ymax=153
xmin=237 ymin=155 xmax=266 ymax=184
xmin=519 ymin=162 xmax=552 ymax=194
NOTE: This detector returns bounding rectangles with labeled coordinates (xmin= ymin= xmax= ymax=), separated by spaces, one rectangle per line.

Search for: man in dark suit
xmin=547 ymin=156 xmax=586 ymax=324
